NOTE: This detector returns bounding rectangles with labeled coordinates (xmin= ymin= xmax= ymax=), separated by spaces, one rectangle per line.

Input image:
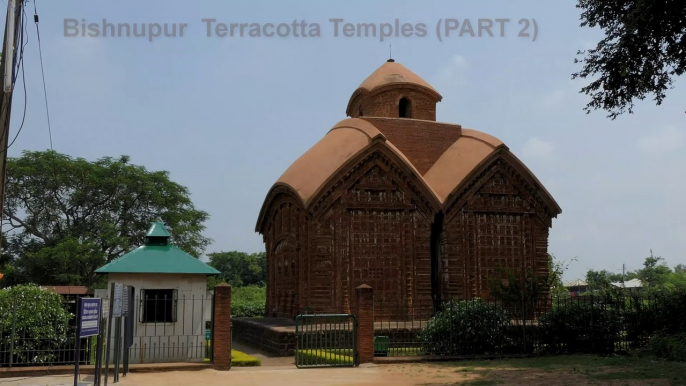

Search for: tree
xmin=549 ymin=253 xmax=576 ymax=297
xmin=207 ymin=251 xmax=266 ymax=288
xmin=573 ymin=0 xmax=686 ymax=119
xmin=585 ymin=269 xmax=614 ymax=294
xmin=489 ymin=254 xmax=574 ymax=306
xmin=2 ymin=150 xmax=210 ymax=287
xmin=637 ymin=250 xmax=672 ymax=289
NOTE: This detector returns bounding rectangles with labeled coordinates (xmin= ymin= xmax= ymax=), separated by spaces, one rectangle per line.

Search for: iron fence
xmin=0 ymin=294 xmax=215 ymax=367
xmin=373 ymin=292 xmax=686 ymax=357
xmin=103 ymin=294 xmax=213 ymax=364
xmin=295 ymin=314 xmax=356 ymax=368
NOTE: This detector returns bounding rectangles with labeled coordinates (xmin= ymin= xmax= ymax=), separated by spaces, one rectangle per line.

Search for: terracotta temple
xmin=256 ymin=60 xmax=561 ymax=318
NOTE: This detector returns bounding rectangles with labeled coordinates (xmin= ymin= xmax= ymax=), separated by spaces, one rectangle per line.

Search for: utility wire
xmin=32 ymin=0 xmax=53 ymax=151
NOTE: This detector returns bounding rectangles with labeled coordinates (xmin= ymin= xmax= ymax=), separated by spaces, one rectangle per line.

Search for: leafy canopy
xmin=207 ymin=251 xmax=266 ymax=289
xmin=1 ymin=150 xmax=210 ymax=287
xmin=574 ymin=0 xmax=686 ymax=118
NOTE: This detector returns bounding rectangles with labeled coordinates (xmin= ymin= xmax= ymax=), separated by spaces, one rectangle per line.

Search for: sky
xmin=3 ymin=0 xmax=685 ymax=281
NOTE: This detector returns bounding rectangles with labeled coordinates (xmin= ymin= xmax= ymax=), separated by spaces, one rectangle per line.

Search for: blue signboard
xmin=79 ymin=298 xmax=101 ymax=338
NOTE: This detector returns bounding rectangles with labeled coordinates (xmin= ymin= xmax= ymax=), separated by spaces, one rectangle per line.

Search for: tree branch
xmin=3 ymin=210 xmax=47 ymax=241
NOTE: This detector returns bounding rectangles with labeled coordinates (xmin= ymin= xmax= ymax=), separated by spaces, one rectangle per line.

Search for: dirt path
xmin=3 ymin=357 xmax=683 ymax=386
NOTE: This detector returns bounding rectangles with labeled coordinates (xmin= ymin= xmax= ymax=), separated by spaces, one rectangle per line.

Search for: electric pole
xmin=0 ymin=0 xmax=23 ymax=253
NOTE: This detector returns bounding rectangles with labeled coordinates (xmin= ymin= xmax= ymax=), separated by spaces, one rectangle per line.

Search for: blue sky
xmin=5 ymin=0 xmax=685 ymax=280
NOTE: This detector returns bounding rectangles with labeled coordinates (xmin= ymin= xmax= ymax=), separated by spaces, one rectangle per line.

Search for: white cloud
xmin=437 ymin=55 xmax=468 ymax=85
xmin=521 ymin=137 xmax=555 ymax=160
xmin=637 ymin=126 xmax=685 ymax=155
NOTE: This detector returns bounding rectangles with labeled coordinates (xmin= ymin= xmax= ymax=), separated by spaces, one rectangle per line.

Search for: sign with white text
xmin=79 ymin=298 xmax=101 ymax=338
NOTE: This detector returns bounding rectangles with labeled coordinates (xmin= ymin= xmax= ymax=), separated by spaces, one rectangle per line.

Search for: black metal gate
xmin=295 ymin=314 xmax=356 ymax=368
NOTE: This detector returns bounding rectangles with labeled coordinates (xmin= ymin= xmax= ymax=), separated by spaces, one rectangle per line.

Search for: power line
xmin=32 ymin=0 xmax=52 ymax=151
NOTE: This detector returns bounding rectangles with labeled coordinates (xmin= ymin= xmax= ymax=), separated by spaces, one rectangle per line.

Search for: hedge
xmin=0 ymin=284 xmax=72 ymax=364
xmin=295 ymin=349 xmax=354 ymax=365
xmin=231 ymin=349 xmax=261 ymax=366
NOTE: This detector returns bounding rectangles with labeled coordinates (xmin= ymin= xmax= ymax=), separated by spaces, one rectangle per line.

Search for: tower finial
xmin=387 ymin=44 xmax=394 ymax=62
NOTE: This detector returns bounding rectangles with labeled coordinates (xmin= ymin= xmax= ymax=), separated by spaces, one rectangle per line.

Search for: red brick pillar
xmin=355 ymin=284 xmax=374 ymax=365
xmin=213 ymin=284 xmax=231 ymax=370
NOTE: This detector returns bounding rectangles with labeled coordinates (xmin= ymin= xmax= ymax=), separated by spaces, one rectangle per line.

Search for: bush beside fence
xmin=376 ymin=291 xmax=686 ymax=358
xmin=0 ymin=285 xmax=83 ymax=366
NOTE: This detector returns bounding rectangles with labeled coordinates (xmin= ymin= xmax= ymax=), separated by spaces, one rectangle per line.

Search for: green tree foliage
xmin=0 ymin=284 xmax=72 ymax=364
xmin=574 ymin=0 xmax=686 ymax=118
xmin=637 ymin=250 xmax=672 ymax=289
xmin=585 ymin=250 xmax=685 ymax=294
xmin=1 ymin=151 xmax=210 ymax=287
xmin=207 ymin=251 xmax=266 ymax=288
xmin=585 ymin=269 xmax=620 ymax=294
xmin=549 ymin=254 xmax=576 ymax=297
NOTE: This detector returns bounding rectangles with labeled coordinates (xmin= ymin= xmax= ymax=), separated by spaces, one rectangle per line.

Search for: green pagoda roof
xmin=146 ymin=222 xmax=171 ymax=238
xmin=95 ymin=222 xmax=219 ymax=275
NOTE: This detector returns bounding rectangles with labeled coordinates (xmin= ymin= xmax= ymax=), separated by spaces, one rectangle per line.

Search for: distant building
xmin=42 ymin=285 xmax=93 ymax=296
xmin=564 ymin=279 xmax=588 ymax=296
xmin=611 ymin=278 xmax=643 ymax=293
xmin=41 ymin=286 xmax=94 ymax=326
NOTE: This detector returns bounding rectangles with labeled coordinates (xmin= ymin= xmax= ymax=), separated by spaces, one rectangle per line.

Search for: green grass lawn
xmin=436 ymin=355 xmax=686 ymax=385
xmin=231 ymin=349 xmax=261 ymax=366
xmin=295 ymin=349 xmax=354 ymax=366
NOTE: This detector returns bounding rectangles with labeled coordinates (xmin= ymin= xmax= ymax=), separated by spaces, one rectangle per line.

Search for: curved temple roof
xmin=356 ymin=61 xmax=441 ymax=97
xmin=260 ymin=116 xmax=561 ymax=230
xmin=257 ymin=62 xmax=561 ymax=231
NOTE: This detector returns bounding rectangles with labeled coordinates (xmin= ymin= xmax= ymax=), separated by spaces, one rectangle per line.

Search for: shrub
xmin=0 ymin=284 xmax=72 ymax=364
xmin=232 ymin=286 xmax=266 ymax=303
xmin=232 ymin=301 xmax=265 ymax=318
xmin=648 ymin=333 xmax=686 ymax=361
xmin=231 ymin=286 xmax=265 ymax=318
xmin=418 ymin=299 xmax=512 ymax=355
xmin=538 ymin=299 xmax=621 ymax=353
xmin=231 ymin=349 xmax=261 ymax=366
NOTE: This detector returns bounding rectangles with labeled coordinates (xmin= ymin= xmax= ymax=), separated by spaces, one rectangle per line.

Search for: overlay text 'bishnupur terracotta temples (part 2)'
xmin=256 ymin=60 xmax=562 ymax=318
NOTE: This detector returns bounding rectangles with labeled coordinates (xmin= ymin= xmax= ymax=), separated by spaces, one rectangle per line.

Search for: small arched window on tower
xmin=399 ymin=97 xmax=412 ymax=118
xmin=358 ymin=105 xmax=364 ymax=117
